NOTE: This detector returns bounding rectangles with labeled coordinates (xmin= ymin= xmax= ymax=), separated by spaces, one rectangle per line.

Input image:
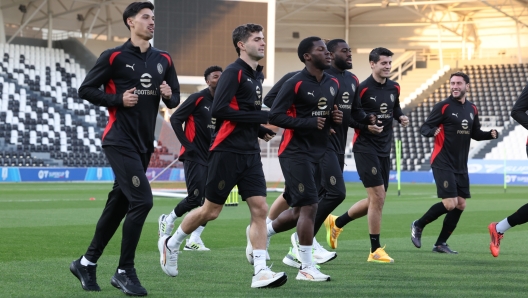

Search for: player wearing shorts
xmin=157 ymin=66 xmax=222 ymax=251
xmin=411 ymin=72 xmax=497 ymax=254
xmin=157 ymin=23 xmax=285 ymax=289
xmin=488 ymin=81 xmax=528 ymax=257
xmin=265 ymin=36 xmax=343 ymax=281
xmin=325 ymin=47 xmax=408 ymax=263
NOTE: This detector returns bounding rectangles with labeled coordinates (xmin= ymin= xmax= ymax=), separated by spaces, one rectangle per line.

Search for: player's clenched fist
xmin=123 ymin=87 xmax=138 ymax=107
xmin=160 ymin=81 xmax=172 ymax=99
xmin=332 ymin=105 xmax=343 ymax=124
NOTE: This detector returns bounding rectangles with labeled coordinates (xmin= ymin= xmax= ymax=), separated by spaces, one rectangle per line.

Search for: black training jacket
xmin=351 ymin=75 xmax=404 ymax=157
xmin=78 ymin=39 xmax=180 ymax=153
xmin=421 ymin=96 xmax=495 ymax=173
xmin=511 ymin=82 xmax=528 ymax=130
xmin=269 ymin=68 xmax=339 ymax=162
xmin=171 ymin=88 xmax=214 ymax=166
xmin=210 ymin=58 xmax=270 ymax=154
xmin=325 ymin=66 xmax=369 ymax=154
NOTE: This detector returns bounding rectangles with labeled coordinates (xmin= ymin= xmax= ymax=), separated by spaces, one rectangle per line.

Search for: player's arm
xmin=160 ymin=54 xmax=181 ymax=109
xmin=78 ymin=50 xmax=123 ymax=107
xmin=269 ymin=82 xmax=318 ymax=129
xmin=392 ymin=84 xmax=409 ymax=126
xmin=211 ymin=68 xmax=269 ymax=123
xmin=511 ymin=83 xmax=528 ymax=130
xmin=420 ymin=103 xmax=443 ymax=137
xmin=263 ymin=71 xmax=298 ymax=108
xmin=258 ymin=125 xmax=275 ymax=140
xmin=350 ymin=79 xmax=371 ymax=124
xmin=170 ymin=94 xmax=200 ymax=152
xmin=471 ymin=106 xmax=498 ymax=140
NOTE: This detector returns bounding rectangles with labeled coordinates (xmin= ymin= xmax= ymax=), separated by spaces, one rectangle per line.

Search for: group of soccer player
xmin=68 ymin=1 xmax=528 ymax=296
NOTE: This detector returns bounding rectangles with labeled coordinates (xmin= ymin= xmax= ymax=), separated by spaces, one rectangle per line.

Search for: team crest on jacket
xmin=470 ymin=113 xmax=474 ymax=120
xmin=351 ymin=83 xmax=356 ymax=92
xmin=390 ymin=94 xmax=395 ymax=102
xmin=330 ymin=86 xmax=336 ymax=96
xmin=157 ymin=63 xmax=163 ymax=74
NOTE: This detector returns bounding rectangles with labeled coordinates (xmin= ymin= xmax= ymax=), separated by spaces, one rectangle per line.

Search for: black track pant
xmin=84 ymin=146 xmax=153 ymax=269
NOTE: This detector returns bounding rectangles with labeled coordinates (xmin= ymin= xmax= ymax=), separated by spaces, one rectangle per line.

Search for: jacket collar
xmin=235 ymin=58 xmax=264 ymax=77
xmin=301 ymin=67 xmax=328 ymax=83
xmin=124 ymin=38 xmax=152 ymax=54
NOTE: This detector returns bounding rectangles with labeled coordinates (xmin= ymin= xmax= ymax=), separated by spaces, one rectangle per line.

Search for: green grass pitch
xmin=0 ymin=182 xmax=527 ymax=297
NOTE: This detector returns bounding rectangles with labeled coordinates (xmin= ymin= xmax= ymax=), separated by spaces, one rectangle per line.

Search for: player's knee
xmin=442 ymin=199 xmax=456 ymax=211
xmin=456 ymin=200 xmax=466 ymax=210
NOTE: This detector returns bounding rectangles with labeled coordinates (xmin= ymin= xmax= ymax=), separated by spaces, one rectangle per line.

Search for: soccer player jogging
xmin=411 ymin=72 xmax=498 ymax=254
xmin=264 ymin=40 xmax=374 ymax=267
xmin=265 ymin=36 xmax=343 ymax=281
xmin=70 ymin=2 xmax=180 ymax=296
xmin=325 ymin=47 xmax=407 ymax=263
xmin=157 ymin=23 xmax=285 ymax=289
xmin=488 ymin=81 xmax=528 ymax=257
xmin=157 ymin=66 xmax=222 ymax=251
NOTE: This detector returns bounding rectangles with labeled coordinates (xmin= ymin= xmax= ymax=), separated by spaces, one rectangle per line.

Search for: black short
xmin=432 ymin=168 xmax=470 ymax=199
xmin=280 ymin=157 xmax=321 ymax=207
xmin=183 ymin=160 xmax=207 ymax=205
xmin=319 ymin=150 xmax=346 ymax=199
xmin=354 ymin=152 xmax=390 ymax=191
xmin=205 ymin=151 xmax=266 ymax=204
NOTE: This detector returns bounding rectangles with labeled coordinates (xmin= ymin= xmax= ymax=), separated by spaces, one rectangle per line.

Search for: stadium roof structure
xmin=274 ymin=0 xmax=528 ymax=48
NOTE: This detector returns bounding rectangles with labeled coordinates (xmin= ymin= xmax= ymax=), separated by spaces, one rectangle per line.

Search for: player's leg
xmin=101 ymin=147 xmax=152 ymax=296
xmin=267 ymin=193 xmax=289 ymax=222
xmin=240 ymin=153 xmax=287 ymax=288
xmin=411 ymin=168 xmax=456 ymax=249
xmin=489 ymin=203 xmax=528 ymax=257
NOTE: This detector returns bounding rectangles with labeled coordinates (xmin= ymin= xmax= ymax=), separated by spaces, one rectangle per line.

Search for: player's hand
xmin=316 ymin=117 xmax=325 ymax=130
xmin=329 ymin=128 xmax=336 ymax=135
xmin=399 ymin=115 xmax=409 ymax=127
xmin=122 ymin=87 xmax=138 ymax=107
xmin=368 ymin=123 xmax=383 ymax=134
xmin=332 ymin=105 xmax=343 ymax=124
xmin=491 ymin=129 xmax=498 ymax=139
xmin=434 ymin=127 xmax=442 ymax=136
xmin=368 ymin=113 xmax=377 ymax=125
xmin=160 ymin=81 xmax=172 ymax=99
xmin=263 ymin=133 xmax=274 ymax=142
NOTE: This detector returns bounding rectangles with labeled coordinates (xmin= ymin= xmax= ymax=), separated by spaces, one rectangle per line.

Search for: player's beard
xmin=334 ymin=56 xmax=352 ymax=70
xmin=452 ymin=89 xmax=466 ymax=100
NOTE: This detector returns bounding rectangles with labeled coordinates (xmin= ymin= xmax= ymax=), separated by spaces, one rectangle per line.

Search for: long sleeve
xmin=421 ymin=104 xmax=443 ymax=137
xmin=263 ymin=71 xmax=298 ymax=108
xmin=269 ymin=81 xmax=317 ymax=129
xmin=170 ymin=94 xmax=199 ymax=152
xmin=258 ymin=125 xmax=275 ymax=139
xmin=161 ymin=54 xmax=181 ymax=109
xmin=211 ymin=68 xmax=268 ymax=123
xmin=471 ymin=110 xmax=495 ymax=141
xmin=78 ymin=50 xmax=123 ymax=107
xmin=511 ymin=83 xmax=528 ymax=130
xmin=392 ymin=86 xmax=405 ymax=121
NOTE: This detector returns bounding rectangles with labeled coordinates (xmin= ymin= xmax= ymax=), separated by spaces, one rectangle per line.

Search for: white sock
xmin=266 ymin=222 xmax=277 ymax=237
xmin=80 ymin=256 xmax=96 ymax=266
xmin=166 ymin=210 xmax=177 ymax=223
xmin=253 ymin=249 xmax=267 ymax=274
xmin=266 ymin=217 xmax=272 ymax=224
xmin=190 ymin=226 xmax=205 ymax=243
xmin=312 ymin=237 xmax=319 ymax=246
xmin=298 ymin=245 xmax=313 ymax=269
xmin=496 ymin=218 xmax=512 ymax=234
xmin=167 ymin=226 xmax=188 ymax=250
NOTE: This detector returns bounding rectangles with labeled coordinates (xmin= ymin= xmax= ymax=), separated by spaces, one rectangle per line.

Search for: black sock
xmin=370 ymin=234 xmax=380 ymax=253
xmin=507 ymin=203 xmax=528 ymax=227
xmin=416 ymin=202 xmax=449 ymax=228
xmin=335 ymin=211 xmax=354 ymax=228
xmin=435 ymin=208 xmax=463 ymax=246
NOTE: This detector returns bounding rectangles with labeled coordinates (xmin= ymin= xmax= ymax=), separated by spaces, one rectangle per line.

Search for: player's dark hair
xmin=369 ymin=47 xmax=394 ymax=63
xmin=297 ymin=36 xmax=322 ymax=63
xmin=450 ymin=71 xmax=470 ymax=84
xmin=204 ymin=66 xmax=223 ymax=81
xmin=123 ymin=2 xmax=154 ymax=30
xmin=327 ymin=39 xmax=347 ymax=53
xmin=232 ymin=23 xmax=264 ymax=56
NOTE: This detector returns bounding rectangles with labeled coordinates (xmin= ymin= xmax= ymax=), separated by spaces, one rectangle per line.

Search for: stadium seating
xmin=485 ymin=125 xmax=527 ymax=160
xmin=390 ymin=63 xmax=528 ymax=171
